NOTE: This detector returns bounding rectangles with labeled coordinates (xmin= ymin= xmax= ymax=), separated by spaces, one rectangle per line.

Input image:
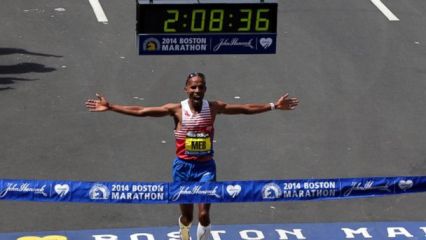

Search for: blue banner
xmin=0 ymin=176 xmax=425 ymax=204
xmin=138 ymin=33 xmax=277 ymax=55
xmin=3 ymin=222 xmax=426 ymax=240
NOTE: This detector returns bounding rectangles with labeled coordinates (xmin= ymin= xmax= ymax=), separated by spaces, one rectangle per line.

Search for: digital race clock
xmin=137 ymin=0 xmax=278 ymax=55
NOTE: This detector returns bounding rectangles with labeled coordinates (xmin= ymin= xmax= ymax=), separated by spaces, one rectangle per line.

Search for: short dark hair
xmin=186 ymin=72 xmax=205 ymax=86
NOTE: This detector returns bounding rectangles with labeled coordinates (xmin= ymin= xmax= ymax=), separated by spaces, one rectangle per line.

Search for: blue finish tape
xmin=0 ymin=176 xmax=425 ymax=204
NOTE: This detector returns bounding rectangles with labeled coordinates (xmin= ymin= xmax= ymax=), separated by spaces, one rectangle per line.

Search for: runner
xmin=85 ymin=72 xmax=299 ymax=240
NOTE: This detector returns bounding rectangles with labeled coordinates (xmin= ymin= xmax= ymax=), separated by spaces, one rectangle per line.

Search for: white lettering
xmin=211 ymin=230 xmax=226 ymax=240
xmin=0 ymin=183 xmax=48 ymax=198
xmin=167 ymin=231 xmax=181 ymax=240
xmin=344 ymin=181 xmax=391 ymax=197
xmin=92 ymin=235 xmax=118 ymax=240
xmin=341 ymin=228 xmax=373 ymax=239
xmin=303 ymin=181 xmax=336 ymax=189
xmin=387 ymin=227 xmax=414 ymax=238
xmin=161 ymin=44 xmax=207 ymax=52
xmin=131 ymin=185 xmax=164 ymax=192
xmin=171 ymin=186 xmax=221 ymax=201
xmin=179 ymin=38 xmax=207 ymax=44
xmin=213 ymin=38 xmax=254 ymax=52
xmin=240 ymin=230 xmax=264 ymax=240
xmin=420 ymin=227 xmax=426 ymax=236
xmin=283 ymin=189 xmax=336 ymax=198
xmin=84 ymin=225 xmax=426 ymax=240
xmin=111 ymin=192 xmax=164 ymax=200
xmin=275 ymin=229 xmax=306 ymax=239
xmin=130 ymin=233 xmax=155 ymax=240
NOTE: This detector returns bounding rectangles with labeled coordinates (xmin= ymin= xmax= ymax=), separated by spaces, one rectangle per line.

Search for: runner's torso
xmin=174 ymin=99 xmax=214 ymax=161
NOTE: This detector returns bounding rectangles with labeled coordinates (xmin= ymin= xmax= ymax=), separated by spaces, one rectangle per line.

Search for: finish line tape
xmin=0 ymin=176 xmax=425 ymax=204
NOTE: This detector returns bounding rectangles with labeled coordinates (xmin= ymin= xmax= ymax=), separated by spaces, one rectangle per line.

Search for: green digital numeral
xmin=209 ymin=9 xmax=224 ymax=32
xmin=164 ymin=10 xmax=179 ymax=33
xmin=238 ymin=9 xmax=252 ymax=32
xmin=191 ymin=9 xmax=206 ymax=32
xmin=255 ymin=9 xmax=270 ymax=31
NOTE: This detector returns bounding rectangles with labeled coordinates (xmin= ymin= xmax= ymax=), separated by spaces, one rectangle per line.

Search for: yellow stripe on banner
xmin=17 ymin=236 xmax=67 ymax=240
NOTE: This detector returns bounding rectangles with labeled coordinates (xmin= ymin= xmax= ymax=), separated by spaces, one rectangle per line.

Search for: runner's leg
xmin=197 ymin=203 xmax=211 ymax=240
xmin=179 ymin=204 xmax=194 ymax=240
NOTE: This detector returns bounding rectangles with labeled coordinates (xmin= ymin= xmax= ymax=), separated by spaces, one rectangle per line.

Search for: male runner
xmin=85 ymin=72 xmax=299 ymax=240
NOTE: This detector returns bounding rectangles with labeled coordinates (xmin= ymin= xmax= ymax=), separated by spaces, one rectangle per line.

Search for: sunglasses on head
xmin=187 ymin=72 xmax=205 ymax=79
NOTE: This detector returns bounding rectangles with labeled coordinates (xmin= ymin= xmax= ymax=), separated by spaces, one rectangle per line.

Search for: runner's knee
xmin=198 ymin=210 xmax=210 ymax=226
xmin=180 ymin=214 xmax=193 ymax=225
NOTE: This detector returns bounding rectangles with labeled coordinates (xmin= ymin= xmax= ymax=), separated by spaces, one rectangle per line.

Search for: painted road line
xmin=88 ymin=0 xmax=108 ymax=23
xmin=370 ymin=0 xmax=400 ymax=21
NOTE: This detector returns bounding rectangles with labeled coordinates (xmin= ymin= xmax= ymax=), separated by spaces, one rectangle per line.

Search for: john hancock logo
xmin=171 ymin=185 xmax=221 ymax=201
xmin=89 ymin=183 xmax=110 ymax=200
xmin=0 ymin=182 xmax=48 ymax=198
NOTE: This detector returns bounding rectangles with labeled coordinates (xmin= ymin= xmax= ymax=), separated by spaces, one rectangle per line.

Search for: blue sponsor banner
xmin=138 ymin=33 xmax=276 ymax=55
xmin=0 ymin=176 xmax=425 ymax=204
xmin=2 ymin=222 xmax=426 ymax=240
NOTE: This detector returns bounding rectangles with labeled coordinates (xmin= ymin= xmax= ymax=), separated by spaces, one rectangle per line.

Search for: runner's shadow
xmin=0 ymin=63 xmax=56 ymax=75
xmin=0 ymin=77 xmax=38 ymax=84
xmin=0 ymin=77 xmax=38 ymax=91
xmin=0 ymin=48 xmax=62 ymax=57
xmin=0 ymin=48 xmax=60 ymax=90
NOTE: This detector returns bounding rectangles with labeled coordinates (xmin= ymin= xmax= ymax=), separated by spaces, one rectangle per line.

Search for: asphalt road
xmin=1 ymin=0 xmax=426 ymax=234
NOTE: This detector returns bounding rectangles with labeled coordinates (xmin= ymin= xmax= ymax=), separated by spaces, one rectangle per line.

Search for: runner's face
xmin=185 ymin=76 xmax=206 ymax=104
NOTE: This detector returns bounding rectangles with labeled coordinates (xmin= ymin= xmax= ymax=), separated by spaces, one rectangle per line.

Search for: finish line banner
xmin=0 ymin=176 xmax=425 ymax=204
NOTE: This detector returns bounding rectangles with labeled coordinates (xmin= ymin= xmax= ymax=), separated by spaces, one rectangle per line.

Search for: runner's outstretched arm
xmin=85 ymin=93 xmax=177 ymax=117
xmin=214 ymin=93 xmax=299 ymax=115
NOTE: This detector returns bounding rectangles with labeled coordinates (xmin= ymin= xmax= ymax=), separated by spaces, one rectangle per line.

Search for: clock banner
xmin=0 ymin=176 xmax=425 ymax=204
xmin=138 ymin=34 xmax=277 ymax=55
xmin=136 ymin=1 xmax=278 ymax=55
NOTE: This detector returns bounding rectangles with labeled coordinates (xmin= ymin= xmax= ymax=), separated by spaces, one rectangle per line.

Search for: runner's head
xmin=185 ymin=72 xmax=206 ymax=106
xmin=186 ymin=72 xmax=206 ymax=86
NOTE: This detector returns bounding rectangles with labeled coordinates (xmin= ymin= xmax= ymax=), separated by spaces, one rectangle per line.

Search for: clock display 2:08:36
xmin=163 ymin=8 xmax=275 ymax=33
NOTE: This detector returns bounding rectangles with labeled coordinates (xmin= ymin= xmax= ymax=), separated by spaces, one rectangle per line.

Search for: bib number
xmin=185 ymin=132 xmax=212 ymax=156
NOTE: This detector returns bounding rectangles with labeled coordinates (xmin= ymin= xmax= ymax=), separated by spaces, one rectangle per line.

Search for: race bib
xmin=185 ymin=131 xmax=212 ymax=156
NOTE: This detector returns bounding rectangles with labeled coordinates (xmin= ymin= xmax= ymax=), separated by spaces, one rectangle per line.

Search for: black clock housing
xmin=137 ymin=3 xmax=277 ymax=34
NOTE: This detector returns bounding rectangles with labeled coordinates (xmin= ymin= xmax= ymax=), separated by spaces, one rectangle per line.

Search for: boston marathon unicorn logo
xmin=143 ymin=38 xmax=160 ymax=51
xmin=262 ymin=183 xmax=282 ymax=199
xmin=89 ymin=183 xmax=110 ymax=200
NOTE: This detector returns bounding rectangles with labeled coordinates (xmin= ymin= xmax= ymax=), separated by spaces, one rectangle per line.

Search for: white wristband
xmin=269 ymin=102 xmax=276 ymax=110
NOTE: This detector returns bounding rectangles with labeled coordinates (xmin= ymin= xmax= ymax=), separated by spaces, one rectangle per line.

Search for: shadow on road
xmin=0 ymin=48 xmax=61 ymax=90
xmin=0 ymin=48 xmax=62 ymax=57
xmin=0 ymin=77 xmax=38 ymax=91
xmin=0 ymin=63 xmax=56 ymax=74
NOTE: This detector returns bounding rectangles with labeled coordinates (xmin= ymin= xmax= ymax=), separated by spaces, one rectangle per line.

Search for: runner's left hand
xmin=275 ymin=93 xmax=299 ymax=110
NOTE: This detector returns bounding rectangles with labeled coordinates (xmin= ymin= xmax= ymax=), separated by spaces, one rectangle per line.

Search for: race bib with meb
xmin=185 ymin=131 xmax=212 ymax=156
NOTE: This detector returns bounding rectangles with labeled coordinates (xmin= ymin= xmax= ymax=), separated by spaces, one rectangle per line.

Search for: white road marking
xmin=88 ymin=0 xmax=108 ymax=23
xmin=370 ymin=0 xmax=400 ymax=21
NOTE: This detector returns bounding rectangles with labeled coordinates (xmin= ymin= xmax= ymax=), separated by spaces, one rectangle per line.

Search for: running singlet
xmin=174 ymin=99 xmax=214 ymax=160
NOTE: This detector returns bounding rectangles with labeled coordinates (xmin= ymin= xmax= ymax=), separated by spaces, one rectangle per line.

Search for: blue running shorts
xmin=172 ymin=158 xmax=216 ymax=182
